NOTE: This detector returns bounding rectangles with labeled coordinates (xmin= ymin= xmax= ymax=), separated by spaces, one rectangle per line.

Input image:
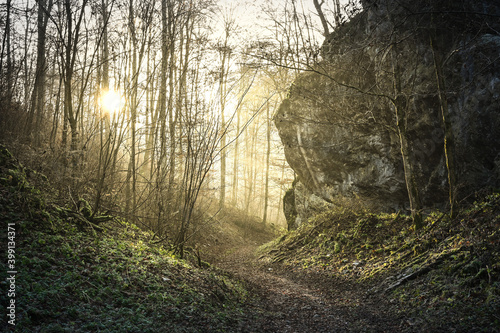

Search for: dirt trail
xmin=210 ymin=244 xmax=409 ymax=333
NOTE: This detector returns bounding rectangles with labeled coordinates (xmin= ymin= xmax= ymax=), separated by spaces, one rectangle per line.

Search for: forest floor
xmin=1 ymin=142 xmax=499 ymax=332
xmin=209 ymin=243 xmax=403 ymax=333
xmin=204 ymin=192 xmax=500 ymax=332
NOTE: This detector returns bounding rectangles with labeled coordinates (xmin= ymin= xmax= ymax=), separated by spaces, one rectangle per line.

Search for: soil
xmin=208 ymin=242 xmax=411 ymax=333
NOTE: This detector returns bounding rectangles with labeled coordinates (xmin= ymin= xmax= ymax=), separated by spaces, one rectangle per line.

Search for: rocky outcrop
xmin=276 ymin=0 xmax=500 ymax=228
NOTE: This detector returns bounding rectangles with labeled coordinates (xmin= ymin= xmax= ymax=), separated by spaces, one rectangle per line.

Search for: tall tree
xmin=61 ymin=0 xmax=89 ymax=170
xmin=313 ymin=0 xmax=330 ymax=36
xmin=166 ymin=0 xmax=178 ymax=197
xmin=390 ymin=48 xmax=423 ymax=229
xmin=429 ymin=19 xmax=457 ymax=219
xmin=0 ymin=0 xmax=13 ymax=104
xmin=93 ymin=0 xmax=112 ymax=215
xmin=26 ymin=0 xmax=54 ymax=145
xmin=262 ymin=101 xmax=272 ymax=224
xmin=217 ymin=10 xmax=235 ymax=210
xmin=155 ymin=0 xmax=170 ymax=234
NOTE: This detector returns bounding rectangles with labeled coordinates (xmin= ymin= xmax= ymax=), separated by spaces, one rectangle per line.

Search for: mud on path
xmin=209 ymin=244 xmax=409 ymax=333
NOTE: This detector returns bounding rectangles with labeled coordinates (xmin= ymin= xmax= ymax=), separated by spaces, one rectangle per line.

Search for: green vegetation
xmin=0 ymin=145 xmax=250 ymax=332
xmin=2 ymin=142 xmax=500 ymax=332
xmin=260 ymin=197 xmax=500 ymax=331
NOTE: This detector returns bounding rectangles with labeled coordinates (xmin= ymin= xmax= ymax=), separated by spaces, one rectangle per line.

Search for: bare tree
xmin=215 ymin=7 xmax=236 ymax=210
xmin=262 ymin=101 xmax=272 ymax=224
xmin=0 ymin=0 xmax=13 ymax=104
xmin=313 ymin=0 xmax=330 ymax=36
xmin=61 ymin=0 xmax=90 ymax=171
xmin=429 ymin=16 xmax=457 ymax=219
xmin=26 ymin=0 xmax=54 ymax=146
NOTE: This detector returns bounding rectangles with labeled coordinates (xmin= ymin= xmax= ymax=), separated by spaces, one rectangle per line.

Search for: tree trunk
xmin=232 ymin=99 xmax=241 ymax=206
xmin=63 ymin=0 xmax=89 ymax=173
xmin=155 ymin=0 xmax=170 ymax=234
xmin=312 ymin=0 xmax=329 ymax=36
xmin=49 ymin=73 xmax=62 ymax=150
xmin=27 ymin=0 xmax=49 ymax=143
xmin=93 ymin=0 xmax=111 ymax=215
xmin=430 ymin=33 xmax=457 ymax=219
xmin=125 ymin=0 xmax=138 ymax=216
xmin=245 ymin=123 xmax=258 ymax=214
xmin=219 ymin=47 xmax=228 ymax=210
xmin=167 ymin=1 xmax=177 ymax=198
xmin=390 ymin=44 xmax=423 ymax=230
xmin=393 ymin=95 xmax=423 ymax=229
xmin=1 ymin=0 xmax=13 ymax=104
xmin=263 ymin=102 xmax=271 ymax=224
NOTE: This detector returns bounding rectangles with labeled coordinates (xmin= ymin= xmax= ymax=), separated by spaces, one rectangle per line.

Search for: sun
xmin=100 ymin=89 xmax=124 ymax=115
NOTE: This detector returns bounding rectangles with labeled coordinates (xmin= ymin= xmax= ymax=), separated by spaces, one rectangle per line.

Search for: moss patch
xmin=260 ymin=195 xmax=500 ymax=332
xmin=0 ymin=145 xmax=250 ymax=333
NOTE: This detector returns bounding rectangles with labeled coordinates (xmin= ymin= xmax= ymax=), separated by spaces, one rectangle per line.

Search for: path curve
xmin=211 ymin=244 xmax=408 ymax=333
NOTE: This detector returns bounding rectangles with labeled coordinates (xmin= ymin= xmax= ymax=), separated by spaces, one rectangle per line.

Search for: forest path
xmin=209 ymin=243 xmax=406 ymax=333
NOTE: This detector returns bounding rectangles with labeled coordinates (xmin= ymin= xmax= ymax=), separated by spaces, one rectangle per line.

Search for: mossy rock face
xmin=275 ymin=0 xmax=500 ymax=224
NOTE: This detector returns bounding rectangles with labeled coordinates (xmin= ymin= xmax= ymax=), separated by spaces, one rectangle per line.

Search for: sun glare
xmin=100 ymin=89 xmax=124 ymax=115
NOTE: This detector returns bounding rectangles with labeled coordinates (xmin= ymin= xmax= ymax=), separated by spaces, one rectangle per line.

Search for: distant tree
xmin=262 ymin=100 xmax=272 ymax=224
xmin=215 ymin=7 xmax=236 ymax=211
xmin=93 ymin=0 xmax=113 ymax=215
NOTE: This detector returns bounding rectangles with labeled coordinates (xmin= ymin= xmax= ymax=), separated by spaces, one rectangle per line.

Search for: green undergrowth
xmin=260 ymin=195 xmax=500 ymax=332
xmin=0 ymin=145 xmax=250 ymax=332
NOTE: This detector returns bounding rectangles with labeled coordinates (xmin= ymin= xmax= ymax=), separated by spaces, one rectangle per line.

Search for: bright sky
xmin=214 ymin=0 xmax=326 ymax=42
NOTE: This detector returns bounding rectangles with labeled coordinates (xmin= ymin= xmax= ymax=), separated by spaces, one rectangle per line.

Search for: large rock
xmin=276 ymin=0 xmax=500 ymax=228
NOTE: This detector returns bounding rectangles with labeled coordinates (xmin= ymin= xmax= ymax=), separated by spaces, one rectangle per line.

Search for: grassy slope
xmin=260 ymin=196 xmax=500 ymax=332
xmin=0 ymin=145 xmax=251 ymax=333
xmin=2 ymin=141 xmax=499 ymax=332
